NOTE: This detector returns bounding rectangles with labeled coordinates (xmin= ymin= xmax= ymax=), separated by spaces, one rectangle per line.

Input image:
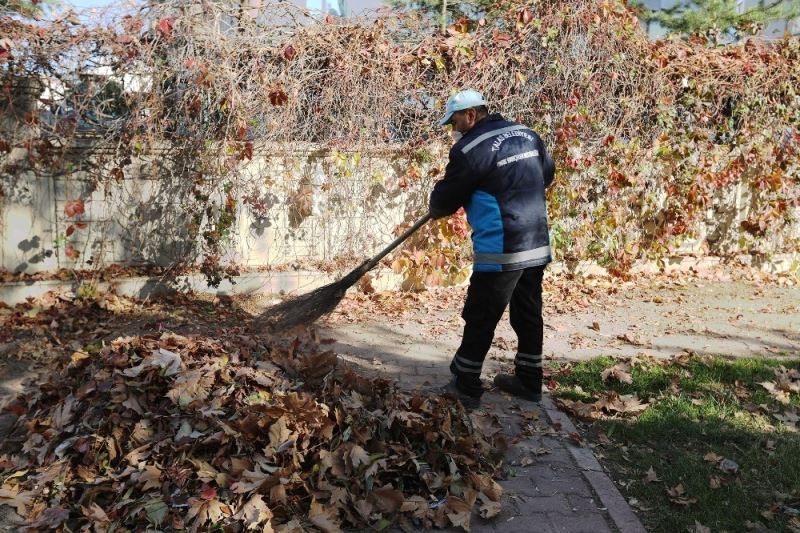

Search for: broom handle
xmin=362 ymin=213 xmax=433 ymax=272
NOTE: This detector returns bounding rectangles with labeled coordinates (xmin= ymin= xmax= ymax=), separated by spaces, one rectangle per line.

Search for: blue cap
xmin=438 ymin=89 xmax=487 ymax=126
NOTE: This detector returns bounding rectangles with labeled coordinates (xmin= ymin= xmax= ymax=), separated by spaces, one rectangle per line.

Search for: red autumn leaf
xmin=157 ymin=18 xmax=173 ymax=39
xmin=283 ymin=44 xmax=296 ymax=61
xmin=519 ymin=8 xmax=533 ymax=24
xmin=200 ymin=484 xmax=217 ymax=500
xmin=449 ymin=17 xmax=470 ymax=34
xmin=65 ymin=246 xmax=80 ymax=260
xmin=268 ymin=88 xmax=288 ymax=106
xmin=225 ymin=194 xmax=236 ymax=212
xmin=66 ymin=225 xmax=75 ymax=237
xmin=75 ymin=222 xmax=88 ymax=229
xmin=64 ymin=200 xmax=85 ymax=218
xmin=188 ymin=97 xmax=201 ymax=113
xmin=492 ymin=31 xmax=512 ymax=49
xmin=3 ymin=402 xmax=26 ymax=416
xmin=324 ymin=13 xmax=335 ymax=24
xmin=117 ymin=34 xmax=134 ymax=45
xmin=241 ymin=142 xmax=254 ymax=161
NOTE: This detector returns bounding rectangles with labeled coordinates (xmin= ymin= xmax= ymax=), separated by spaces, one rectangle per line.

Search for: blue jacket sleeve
xmin=429 ymin=145 xmax=478 ymax=219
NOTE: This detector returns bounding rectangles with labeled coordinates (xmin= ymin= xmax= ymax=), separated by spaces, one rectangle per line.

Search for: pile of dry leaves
xmin=0 ymin=293 xmax=507 ymax=531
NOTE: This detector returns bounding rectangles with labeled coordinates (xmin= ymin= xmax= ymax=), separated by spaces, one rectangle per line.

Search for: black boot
xmin=493 ymin=374 xmax=542 ymax=402
xmin=443 ymin=377 xmax=482 ymax=409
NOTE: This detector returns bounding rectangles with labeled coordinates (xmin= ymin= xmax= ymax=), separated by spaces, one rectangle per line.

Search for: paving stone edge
xmin=540 ymin=396 xmax=648 ymax=533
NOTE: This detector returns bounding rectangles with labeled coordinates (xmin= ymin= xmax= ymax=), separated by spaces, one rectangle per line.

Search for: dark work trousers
xmin=449 ymin=265 xmax=546 ymax=397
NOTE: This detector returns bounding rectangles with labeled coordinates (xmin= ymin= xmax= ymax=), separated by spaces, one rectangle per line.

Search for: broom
xmin=259 ymin=213 xmax=433 ymax=330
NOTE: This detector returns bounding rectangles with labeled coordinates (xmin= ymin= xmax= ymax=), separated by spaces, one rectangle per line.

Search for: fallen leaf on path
xmin=616 ymin=333 xmax=645 ymax=346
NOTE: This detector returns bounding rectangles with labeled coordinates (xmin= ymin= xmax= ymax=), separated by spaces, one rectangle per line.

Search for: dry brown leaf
xmin=71 ymin=351 xmax=90 ymax=364
xmin=470 ymin=412 xmax=502 ymax=438
xmin=354 ymin=499 xmax=373 ymax=521
xmin=186 ymin=497 xmax=226 ymax=527
xmin=666 ymin=483 xmax=697 ymax=506
xmin=601 ymin=361 xmax=633 ymax=384
xmin=124 ymin=443 xmax=151 ymax=466
xmin=759 ymin=381 xmax=791 ymax=404
xmin=0 ymin=486 xmax=33 ymax=515
xmin=349 ymin=444 xmax=371 ymax=469
xmin=447 ymin=510 xmax=471 ymax=532
xmin=643 ymin=466 xmax=661 ymax=483
xmin=29 ymin=507 xmax=70 ymax=528
xmin=309 ymin=500 xmax=341 ymax=533
xmin=234 ymin=494 xmax=273 ymax=529
xmin=189 ymin=458 xmax=219 ymax=483
xmin=469 ymin=473 xmax=503 ymax=501
xmin=400 ymin=495 xmax=429 ymax=518
xmin=371 ymin=484 xmax=404 ymax=513
xmin=479 ymin=499 xmax=502 ymax=519
xmin=270 ymin=484 xmax=287 ymax=505
xmin=596 ymin=391 xmax=649 ymax=415
xmin=555 ymin=398 xmax=599 ymax=420
xmin=478 ymin=492 xmax=503 ymax=519
xmin=166 ymin=368 xmax=215 ymax=406
xmin=81 ymin=502 xmax=110 ymax=524
xmin=138 ymin=464 xmax=162 ymax=491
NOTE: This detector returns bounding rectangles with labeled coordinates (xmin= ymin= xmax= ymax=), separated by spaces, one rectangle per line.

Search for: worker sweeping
xmin=430 ymin=89 xmax=555 ymax=409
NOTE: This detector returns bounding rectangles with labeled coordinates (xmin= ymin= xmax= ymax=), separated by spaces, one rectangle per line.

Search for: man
xmin=429 ymin=89 xmax=555 ymax=409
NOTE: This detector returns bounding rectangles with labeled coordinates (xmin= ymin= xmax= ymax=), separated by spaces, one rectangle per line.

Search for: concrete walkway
xmin=321 ymin=325 xmax=647 ymax=533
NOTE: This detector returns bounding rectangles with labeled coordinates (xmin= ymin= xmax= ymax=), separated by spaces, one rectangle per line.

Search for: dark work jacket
xmin=429 ymin=114 xmax=555 ymax=272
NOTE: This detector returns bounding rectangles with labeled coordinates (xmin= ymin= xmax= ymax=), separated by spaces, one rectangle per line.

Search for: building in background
xmin=641 ymin=0 xmax=800 ymax=39
xmin=268 ymin=0 xmax=387 ymax=17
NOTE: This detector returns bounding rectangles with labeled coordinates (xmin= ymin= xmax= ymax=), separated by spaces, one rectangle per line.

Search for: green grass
xmin=550 ymin=356 xmax=800 ymax=532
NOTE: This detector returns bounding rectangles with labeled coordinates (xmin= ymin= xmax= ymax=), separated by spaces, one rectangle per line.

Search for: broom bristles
xmin=258 ymin=265 xmax=368 ymax=331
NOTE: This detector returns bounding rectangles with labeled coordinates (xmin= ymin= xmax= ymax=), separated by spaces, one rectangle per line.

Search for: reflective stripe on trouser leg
xmin=451 ymin=355 xmax=483 ymax=374
xmin=515 ymin=352 xmax=543 ymax=368
xmin=514 ymin=352 xmax=543 ymax=387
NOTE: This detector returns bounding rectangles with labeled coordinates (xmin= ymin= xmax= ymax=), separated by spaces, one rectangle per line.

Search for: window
xmin=306 ymin=0 xmax=344 ymax=16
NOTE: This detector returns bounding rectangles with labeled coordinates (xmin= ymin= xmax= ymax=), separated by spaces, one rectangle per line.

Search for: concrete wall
xmin=1 ymin=141 xmax=798 ymax=280
xmin=0 ymin=144 xmax=436 ymax=274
